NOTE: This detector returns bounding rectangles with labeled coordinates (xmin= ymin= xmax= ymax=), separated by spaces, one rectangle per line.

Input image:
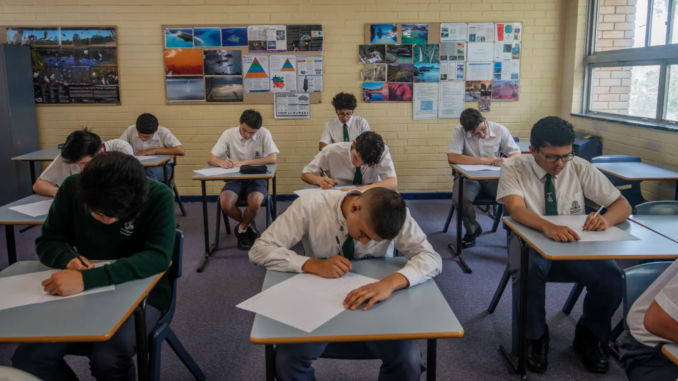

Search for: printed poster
xmin=247 ymin=25 xmax=286 ymax=52
xmin=467 ymin=42 xmax=494 ymax=62
xmin=467 ymin=62 xmax=493 ymax=80
xmin=495 ymin=42 xmax=521 ymax=61
xmin=440 ymin=62 xmax=465 ymax=81
xmin=440 ymin=23 xmax=467 ymax=42
xmin=243 ymin=55 xmax=270 ymax=92
xmin=298 ymin=75 xmax=323 ymax=92
xmin=270 ymin=55 xmax=297 ymax=92
xmin=438 ymin=81 xmax=465 ymax=118
xmin=468 ymin=23 xmax=494 ymax=42
xmin=440 ymin=42 xmax=465 ymax=61
xmin=297 ymin=55 xmax=323 ymax=92
xmin=493 ymin=61 xmax=520 ymax=81
xmin=413 ymin=82 xmax=439 ymax=120
xmin=495 ymin=23 xmax=522 ymax=42
xmin=274 ymin=92 xmax=310 ymax=119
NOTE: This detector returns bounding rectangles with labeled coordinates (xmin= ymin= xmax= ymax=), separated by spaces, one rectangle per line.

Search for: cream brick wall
xmin=2 ymin=0 xmax=567 ymax=196
xmin=562 ymin=0 xmax=678 ymax=201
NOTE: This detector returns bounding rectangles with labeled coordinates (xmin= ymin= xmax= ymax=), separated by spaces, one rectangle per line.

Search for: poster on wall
xmin=274 ymin=92 xmax=310 ymax=119
xmin=243 ymin=55 xmax=270 ymax=92
xmin=247 ymin=25 xmax=286 ymax=52
xmin=413 ymin=82 xmax=439 ymax=120
xmin=297 ymin=55 xmax=323 ymax=92
xmin=440 ymin=23 xmax=467 ymax=42
xmin=438 ymin=81 xmax=465 ymax=118
xmin=286 ymin=25 xmax=323 ymax=51
xmin=270 ymin=55 xmax=297 ymax=92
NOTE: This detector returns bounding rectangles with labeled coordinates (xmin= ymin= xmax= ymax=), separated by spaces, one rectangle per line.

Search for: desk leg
xmin=6 ymin=225 xmax=17 ymax=265
xmin=448 ymin=175 xmax=472 ymax=274
xmin=675 ymin=180 xmax=678 ymax=201
xmin=134 ymin=298 xmax=149 ymax=381
xmin=427 ymin=339 xmax=437 ymax=381
xmin=162 ymin=163 xmax=168 ymax=186
xmin=30 ymin=161 xmax=36 ymax=193
xmin=272 ymin=175 xmax=277 ymax=220
xmin=197 ymin=181 xmax=212 ymax=273
xmin=265 ymin=344 xmax=275 ymax=381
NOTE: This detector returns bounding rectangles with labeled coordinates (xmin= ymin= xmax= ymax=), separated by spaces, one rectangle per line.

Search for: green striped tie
xmin=343 ymin=124 xmax=349 ymax=142
xmin=544 ymin=174 xmax=558 ymax=216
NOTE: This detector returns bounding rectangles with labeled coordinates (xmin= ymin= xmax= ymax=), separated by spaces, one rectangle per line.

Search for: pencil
xmin=65 ymin=243 xmax=88 ymax=268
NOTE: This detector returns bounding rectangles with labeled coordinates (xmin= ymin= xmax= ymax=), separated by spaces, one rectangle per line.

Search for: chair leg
xmin=488 ymin=264 xmax=511 ymax=314
xmin=214 ymin=202 xmax=222 ymax=251
xmin=173 ymin=185 xmax=187 ymax=217
xmin=222 ymin=209 xmax=231 ymax=235
xmin=266 ymin=197 xmax=272 ymax=227
xmin=491 ymin=205 xmax=503 ymax=233
xmin=443 ymin=205 xmax=455 ymax=233
xmin=165 ymin=328 xmax=207 ymax=381
xmin=610 ymin=319 xmax=624 ymax=342
xmin=562 ymin=283 xmax=585 ymax=315
xmin=149 ymin=324 xmax=169 ymax=381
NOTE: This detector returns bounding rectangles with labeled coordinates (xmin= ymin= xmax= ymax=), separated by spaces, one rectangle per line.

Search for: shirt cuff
xmin=288 ymin=254 xmax=311 ymax=273
xmin=81 ymin=267 xmax=111 ymax=291
xmin=397 ymin=265 xmax=423 ymax=288
xmin=495 ymin=190 xmax=522 ymax=204
xmin=656 ymin=289 xmax=678 ymax=322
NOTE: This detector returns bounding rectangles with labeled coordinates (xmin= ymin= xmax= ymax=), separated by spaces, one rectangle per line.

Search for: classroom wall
xmin=1 ymin=0 xmax=567 ymax=196
xmin=561 ymin=0 xmax=678 ymax=201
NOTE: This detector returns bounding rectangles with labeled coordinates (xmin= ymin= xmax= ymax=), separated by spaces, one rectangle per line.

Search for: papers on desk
xmin=193 ymin=167 xmax=241 ymax=176
xmin=456 ymin=164 xmax=501 ymax=172
xmin=293 ymin=185 xmax=357 ymax=197
xmin=9 ymin=200 xmax=53 ymax=217
xmin=135 ymin=156 xmax=158 ymax=161
xmin=237 ymin=272 xmax=378 ymax=332
xmin=540 ymin=215 xmax=640 ymax=242
xmin=0 ymin=263 xmax=115 ymax=312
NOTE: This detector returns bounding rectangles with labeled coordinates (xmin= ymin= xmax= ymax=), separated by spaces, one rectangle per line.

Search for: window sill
xmin=570 ymin=113 xmax=678 ymax=134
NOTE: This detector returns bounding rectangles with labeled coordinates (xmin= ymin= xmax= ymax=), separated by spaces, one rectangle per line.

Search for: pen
xmin=65 ymin=243 xmax=88 ymax=268
xmin=583 ymin=206 xmax=605 ymax=231
xmin=335 ymin=236 xmax=345 ymax=258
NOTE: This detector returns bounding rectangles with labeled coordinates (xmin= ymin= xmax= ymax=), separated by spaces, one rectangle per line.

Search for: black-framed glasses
xmin=337 ymin=112 xmax=353 ymax=117
xmin=538 ymin=150 xmax=574 ymax=163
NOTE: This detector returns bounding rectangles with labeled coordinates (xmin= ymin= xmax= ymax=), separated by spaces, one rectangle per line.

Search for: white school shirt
xmin=249 ymin=190 xmax=442 ymax=287
xmin=119 ymin=125 xmax=182 ymax=154
xmin=496 ymin=155 xmax=621 ymax=215
xmin=302 ymin=142 xmax=396 ymax=185
xmin=447 ymin=121 xmax=520 ymax=158
xmin=627 ymin=259 xmax=678 ymax=347
xmin=319 ymin=116 xmax=371 ymax=145
xmin=40 ymin=139 xmax=133 ymax=187
xmin=210 ymin=127 xmax=279 ymax=161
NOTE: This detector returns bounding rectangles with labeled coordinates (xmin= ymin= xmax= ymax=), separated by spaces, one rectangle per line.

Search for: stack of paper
xmin=540 ymin=215 xmax=640 ymax=242
xmin=194 ymin=167 xmax=241 ymax=176
xmin=456 ymin=164 xmax=501 ymax=172
xmin=293 ymin=185 xmax=357 ymax=197
xmin=9 ymin=200 xmax=53 ymax=217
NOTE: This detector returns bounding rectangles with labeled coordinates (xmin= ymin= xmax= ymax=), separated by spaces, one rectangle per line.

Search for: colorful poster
xmin=164 ymin=28 xmax=194 ymax=48
xmin=247 ymin=25 xmax=286 ymax=52
xmin=243 ymin=55 xmax=270 ymax=92
xmin=221 ymin=27 xmax=248 ymax=47
xmin=164 ymin=49 xmax=203 ymax=76
xmin=386 ymin=44 xmax=413 ymax=64
xmin=370 ymin=24 xmax=397 ymax=44
xmin=194 ymin=27 xmax=221 ymax=47
xmin=362 ymin=82 xmax=389 ymax=102
xmin=492 ymin=80 xmax=520 ymax=101
xmin=413 ymin=82 xmax=439 ymax=120
xmin=440 ymin=23 xmax=467 ymax=42
xmin=495 ymin=23 xmax=522 ymax=42
xmin=402 ymin=24 xmax=428 ymax=44
xmin=205 ymin=77 xmax=243 ymax=102
xmin=493 ymin=60 xmax=520 ymax=81
xmin=388 ymin=83 xmax=413 ymax=102
xmin=467 ymin=23 xmax=494 ymax=42
xmin=495 ymin=42 xmax=520 ymax=61
xmin=270 ymin=55 xmax=297 ymax=92
xmin=286 ymin=25 xmax=323 ymax=51
xmin=203 ymin=50 xmax=241 ymax=75
xmin=414 ymin=63 xmax=440 ymax=83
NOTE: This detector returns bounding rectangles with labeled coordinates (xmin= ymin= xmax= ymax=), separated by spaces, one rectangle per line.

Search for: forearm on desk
xmin=358 ymin=177 xmax=397 ymax=191
xmin=33 ymin=178 xmax=58 ymax=197
xmin=447 ymin=153 xmax=488 ymax=165
xmin=239 ymin=154 xmax=277 ymax=166
xmin=602 ymin=196 xmax=632 ymax=226
xmin=301 ymin=172 xmax=323 ymax=185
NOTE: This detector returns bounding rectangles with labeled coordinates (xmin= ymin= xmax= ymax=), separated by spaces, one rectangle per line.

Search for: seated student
xmin=12 ymin=152 xmax=175 ymax=381
xmin=119 ymin=113 xmax=185 ymax=182
xmin=318 ymin=92 xmax=370 ymax=151
xmin=250 ymin=187 xmax=442 ymax=381
xmin=301 ymin=131 xmax=397 ymax=191
xmin=620 ymin=260 xmax=678 ymax=381
xmin=496 ymin=116 xmax=631 ymax=374
xmin=208 ymin=109 xmax=279 ymax=251
xmin=447 ymin=108 xmax=521 ymax=248
xmin=33 ymin=128 xmax=133 ymax=197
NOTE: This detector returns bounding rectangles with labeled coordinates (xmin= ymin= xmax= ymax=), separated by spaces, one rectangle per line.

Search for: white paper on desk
xmin=237 ymin=272 xmax=378 ymax=332
xmin=540 ymin=215 xmax=640 ymax=242
xmin=0 ymin=262 xmax=115 ymax=312
xmin=456 ymin=164 xmax=501 ymax=172
xmin=9 ymin=200 xmax=53 ymax=217
xmin=293 ymin=185 xmax=356 ymax=197
xmin=135 ymin=156 xmax=158 ymax=161
xmin=193 ymin=167 xmax=240 ymax=176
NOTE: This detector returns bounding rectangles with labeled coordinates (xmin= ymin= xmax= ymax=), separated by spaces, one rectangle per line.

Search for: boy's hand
xmin=302 ymin=257 xmax=352 ymax=278
xmin=544 ymin=224 xmax=580 ymax=242
xmin=344 ymin=280 xmax=394 ymax=311
xmin=231 ymin=161 xmax=244 ymax=167
xmin=492 ymin=157 xmax=506 ymax=167
xmin=583 ymin=213 xmax=609 ymax=231
xmin=42 ymin=270 xmax=85 ymax=296
xmin=219 ymin=159 xmax=234 ymax=169
xmin=66 ymin=256 xmax=95 ymax=271
xmin=317 ymin=177 xmax=338 ymax=189
xmin=483 ymin=156 xmax=499 ymax=165
xmin=135 ymin=149 xmax=155 ymax=156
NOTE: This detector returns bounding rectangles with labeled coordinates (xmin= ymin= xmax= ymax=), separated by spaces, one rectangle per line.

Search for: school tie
xmin=343 ymin=124 xmax=349 ymax=142
xmin=544 ymin=174 xmax=558 ymax=216
xmin=342 ymin=235 xmax=355 ymax=260
xmin=353 ymin=167 xmax=363 ymax=185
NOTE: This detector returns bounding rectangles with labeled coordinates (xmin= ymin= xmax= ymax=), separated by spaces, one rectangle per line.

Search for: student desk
xmin=501 ymin=216 xmax=678 ymax=380
xmin=662 ymin=343 xmax=678 ymax=366
xmin=0 ymin=195 xmax=51 ymax=265
xmin=593 ymin=161 xmax=678 ymax=200
xmin=449 ymin=164 xmax=501 ymax=274
xmin=138 ymin=154 xmax=175 ymax=186
xmin=192 ymin=164 xmax=277 ymax=271
xmin=0 ymin=261 xmax=164 ymax=381
xmin=249 ymin=257 xmax=463 ymax=381
xmin=11 ymin=149 xmax=61 ymax=185
xmin=629 ymin=215 xmax=678 ymax=243
xmin=517 ymin=141 xmax=530 ymax=153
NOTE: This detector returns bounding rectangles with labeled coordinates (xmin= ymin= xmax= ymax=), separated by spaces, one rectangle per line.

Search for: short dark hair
xmin=530 ymin=117 xmax=576 ymax=149
xmin=354 ymin=131 xmax=385 ymax=167
xmin=331 ymin=93 xmax=357 ymax=111
xmin=240 ymin=109 xmax=263 ymax=129
xmin=78 ymin=152 xmax=148 ymax=222
xmin=61 ymin=127 xmax=103 ymax=164
xmin=459 ymin=109 xmax=484 ymax=132
xmin=136 ymin=113 xmax=159 ymax=135
xmin=359 ymin=188 xmax=407 ymax=240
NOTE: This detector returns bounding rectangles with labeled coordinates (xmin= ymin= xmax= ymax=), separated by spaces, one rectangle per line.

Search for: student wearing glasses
xmin=318 ymin=93 xmax=370 ymax=151
xmin=447 ymin=108 xmax=521 ymax=248
xmin=496 ymin=117 xmax=631 ymax=374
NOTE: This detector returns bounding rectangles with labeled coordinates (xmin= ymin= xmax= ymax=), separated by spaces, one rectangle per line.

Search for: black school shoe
xmin=527 ymin=326 xmax=550 ymax=373
xmin=248 ymin=221 xmax=261 ymax=242
xmin=573 ymin=324 xmax=610 ymax=373
xmin=461 ymin=224 xmax=483 ymax=248
xmin=235 ymin=228 xmax=252 ymax=250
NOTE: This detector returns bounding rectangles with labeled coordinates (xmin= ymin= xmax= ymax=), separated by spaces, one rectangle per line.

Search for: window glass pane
xmin=590 ymin=65 xmax=659 ymax=119
xmin=672 ymin=0 xmax=678 ymax=43
xmin=650 ymin=0 xmax=668 ymax=46
xmin=665 ymin=65 xmax=678 ymax=121
xmin=597 ymin=0 xmax=648 ymax=51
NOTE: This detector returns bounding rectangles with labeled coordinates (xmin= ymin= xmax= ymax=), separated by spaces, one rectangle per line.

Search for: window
xmin=583 ymin=0 xmax=678 ymax=127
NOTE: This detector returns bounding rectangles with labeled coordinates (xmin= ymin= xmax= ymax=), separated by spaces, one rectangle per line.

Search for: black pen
xmin=65 ymin=243 xmax=88 ymax=268
xmin=335 ymin=236 xmax=346 ymax=258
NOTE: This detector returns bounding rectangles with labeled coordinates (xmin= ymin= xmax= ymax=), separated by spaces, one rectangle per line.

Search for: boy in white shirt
xmin=250 ymin=187 xmax=442 ymax=381
xmin=119 ymin=113 xmax=185 ymax=182
xmin=621 ymin=260 xmax=678 ymax=381
xmin=208 ymin=110 xmax=279 ymax=250
xmin=318 ymin=92 xmax=370 ymax=151
xmin=34 ymin=128 xmax=133 ymax=197
xmin=302 ymin=131 xmax=397 ymax=191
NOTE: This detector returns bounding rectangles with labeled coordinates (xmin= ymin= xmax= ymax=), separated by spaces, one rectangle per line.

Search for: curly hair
xmin=135 ymin=113 xmax=159 ymax=135
xmin=331 ymin=93 xmax=357 ymax=111
xmin=354 ymin=131 xmax=385 ymax=167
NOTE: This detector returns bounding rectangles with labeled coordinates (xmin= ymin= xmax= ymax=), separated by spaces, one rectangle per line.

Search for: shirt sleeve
xmin=210 ymin=133 xmax=229 ymax=158
xmin=35 ymin=176 xmax=77 ymax=269
xmin=319 ymin=122 xmax=333 ymax=144
xmin=263 ymin=130 xmax=280 ymax=155
xmin=447 ymin=126 xmax=465 ymax=154
xmin=394 ymin=210 xmax=443 ymax=287
xmin=499 ymin=126 xmax=520 ymax=156
xmin=119 ymin=126 xmax=131 ymax=142
xmin=359 ymin=118 xmax=371 ymax=134
xmin=375 ymin=147 xmax=397 ymax=180
xmin=117 ymin=141 xmax=134 ymax=155
xmin=39 ymin=155 xmax=72 ymax=186
xmin=655 ymin=270 xmax=678 ymax=326
xmin=249 ymin=198 xmax=311 ymax=272
xmin=496 ymin=161 xmax=524 ymax=204
xmin=578 ymin=160 xmax=622 ymax=208
xmin=161 ymin=129 xmax=182 ymax=148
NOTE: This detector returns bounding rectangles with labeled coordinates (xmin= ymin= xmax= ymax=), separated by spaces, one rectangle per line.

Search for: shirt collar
xmin=337 ymin=116 xmax=354 ymax=127
xmin=530 ymin=155 xmax=558 ymax=181
xmin=238 ymin=129 xmax=258 ymax=142
xmin=335 ymin=189 xmax=363 ymax=233
xmin=465 ymin=121 xmax=496 ymax=140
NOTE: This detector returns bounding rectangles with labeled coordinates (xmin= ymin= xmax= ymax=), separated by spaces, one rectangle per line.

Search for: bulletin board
xmin=161 ymin=24 xmax=324 ymax=105
xmin=3 ymin=26 xmax=120 ymax=105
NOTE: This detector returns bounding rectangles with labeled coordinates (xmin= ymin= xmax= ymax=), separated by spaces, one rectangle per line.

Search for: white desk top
xmin=593 ymin=162 xmax=678 ymax=181
xmin=0 ymin=195 xmax=52 ymax=226
xmin=451 ymin=164 xmax=501 ymax=180
xmin=11 ymin=149 xmax=61 ymax=161
xmin=517 ymin=141 xmax=530 ymax=153
xmin=192 ymin=164 xmax=277 ymax=181
xmin=137 ymin=154 xmax=174 ymax=167
xmin=629 ymin=215 xmax=678 ymax=243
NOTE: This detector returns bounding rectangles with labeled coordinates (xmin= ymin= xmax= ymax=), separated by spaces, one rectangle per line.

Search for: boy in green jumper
xmin=12 ymin=151 xmax=175 ymax=381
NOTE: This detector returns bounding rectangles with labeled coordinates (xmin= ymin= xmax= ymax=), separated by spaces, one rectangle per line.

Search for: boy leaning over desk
xmin=249 ymin=187 xmax=442 ymax=381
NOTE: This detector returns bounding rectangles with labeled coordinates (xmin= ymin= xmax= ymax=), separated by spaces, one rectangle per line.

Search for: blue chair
xmin=148 ymin=230 xmax=206 ymax=381
xmin=592 ymin=155 xmax=646 ymax=208
xmin=634 ymin=201 xmax=678 ymax=215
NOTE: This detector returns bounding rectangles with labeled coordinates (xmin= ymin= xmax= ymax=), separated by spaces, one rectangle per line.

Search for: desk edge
xmin=141 ymin=155 xmax=174 ymax=167
xmin=663 ymin=345 xmax=678 ymax=366
xmin=595 ymin=166 xmax=678 ymax=181
xmin=249 ymin=329 xmax=465 ymax=344
xmin=451 ymin=165 xmax=500 ymax=181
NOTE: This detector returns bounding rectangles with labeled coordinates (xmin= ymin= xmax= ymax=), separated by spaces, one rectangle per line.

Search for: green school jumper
xmin=36 ymin=174 xmax=175 ymax=312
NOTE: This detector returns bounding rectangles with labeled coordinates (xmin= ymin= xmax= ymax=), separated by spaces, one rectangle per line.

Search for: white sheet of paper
xmin=293 ymin=185 xmax=357 ymax=197
xmin=237 ymin=272 xmax=379 ymax=332
xmin=413 ymin=83 xmax=439 ymax=120
xmin=467 ymin=42 xmax=494 ymax=62
xmin=9 ymin=200 xmax=53 ymax=217
xmin=135 ymin=156 xmax=158 ymax=161
xmin=438 ymin=81 xmax=465 ymax=118
xmin=456 ymin=164 xmax=501 ymax=172
xmin=467 ymin=63 xmax=493 ymax=80
xmin=193 ymin=167 xmax=241 ymax=176
xmin=539 ymin=215 xmax=640 ymax=242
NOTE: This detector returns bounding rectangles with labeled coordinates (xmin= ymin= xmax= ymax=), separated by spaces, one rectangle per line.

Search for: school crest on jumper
xmin=570 ymin=200 xmax=582 ymax=214
xmin=255 ymin=151 xmax=261 ymax=158
xmin=121 ymin=219 xmax=135 ymax=236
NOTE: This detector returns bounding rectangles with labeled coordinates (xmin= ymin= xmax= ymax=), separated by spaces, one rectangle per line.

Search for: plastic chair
xmin=634 ymin=201 xmax=678 ymax=215
xmin=148 ymin=230 xmax=206 ymax=381
xmin=442 ymin=195 xmax=504 ymax=234
xmin=213 ymin=187 xmax=274 ymax=249
xmin=513 ymin=137 xmax=520 ymax=142
xmin=592 ymin=155 xmax=646 ymax=208
xmin=168 ymin=158 xmax=187 ymax=217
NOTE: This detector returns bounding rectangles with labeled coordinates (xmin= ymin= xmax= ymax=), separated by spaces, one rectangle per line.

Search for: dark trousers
xmin=145 ymin=166 xmax=172 ymax=184
xmin=621 ymin=333 xmax=678 ymax=381
xmin=508 ymin=243 xmax=622 ymax=348
xmin=452 ymin=175 xmax=499 ymax=234
xmin=12 ymin=305 xmax=161 ymax=381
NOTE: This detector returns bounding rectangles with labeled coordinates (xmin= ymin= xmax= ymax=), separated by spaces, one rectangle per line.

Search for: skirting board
xmin=180 ymin=192 xmax=453 ymax=203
